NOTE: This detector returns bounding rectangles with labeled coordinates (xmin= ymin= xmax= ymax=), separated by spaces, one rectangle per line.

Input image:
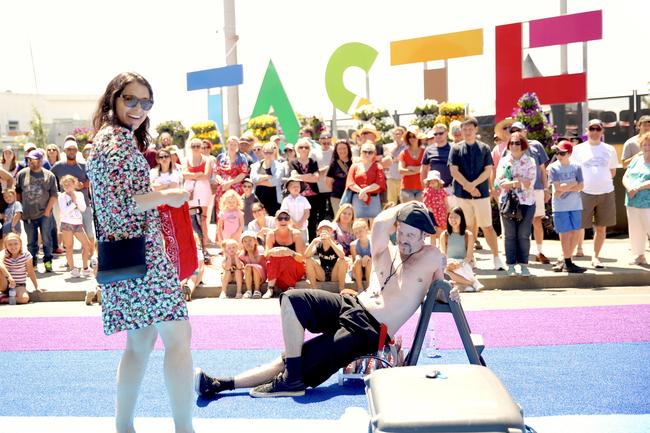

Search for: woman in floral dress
xmin=86 ymin=72 xmax=194 ymax=433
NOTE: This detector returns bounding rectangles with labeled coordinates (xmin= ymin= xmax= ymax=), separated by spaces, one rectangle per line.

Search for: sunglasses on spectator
xmin=263 ymin=151 xmax=274 ymax=155
xmin=433 ymin=132 xmax=445 ymax=136
xmin=253 ymin=208 xmax=264 ymax=213
xmin=588 ymin=127 xmax=602 ymax=132
xmin=557 ymin=151 xmax=569 ymax=156
xmin=277 ymin=215 xmax=290 ymax=221
xmin=47 ymin=149 xmax=58 ymax=152
xmin=120 ymin=94 xmax=154 ymax=110
xmin=361 ymin=150 xmax=375 ymax=154
xmin=285 ymin=148 xmax=295 ymax=152
xmin=201 ymin=146 xmax=211 ymax=150
xmin=157 ymin=154 xmax=171 ymax=159
xmin=253 ymin=148 xmax=263 ymax=152
xmin=510 ymin=140 xmax=522 ymax=146
xmin=191 ymin=145 xmax=201 ymax=149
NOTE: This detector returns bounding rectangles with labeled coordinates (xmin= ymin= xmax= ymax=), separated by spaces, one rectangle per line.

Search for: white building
xmin=0 ymin=91 xmax=98 ymax=146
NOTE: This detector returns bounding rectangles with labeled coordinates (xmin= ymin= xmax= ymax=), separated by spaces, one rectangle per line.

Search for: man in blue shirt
xmin=449 ymin=117 xmax=505 ymax=271
xmin=421 ymin=123 xmax=454 ymax=197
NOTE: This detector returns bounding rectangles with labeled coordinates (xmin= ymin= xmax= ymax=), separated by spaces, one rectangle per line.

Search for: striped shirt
xmin=3 ymin=251 xmax=32 ymax=286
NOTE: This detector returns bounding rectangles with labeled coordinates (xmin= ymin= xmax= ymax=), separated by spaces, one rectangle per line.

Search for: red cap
xmin=552 ymin=140 xmax=573 ymax=153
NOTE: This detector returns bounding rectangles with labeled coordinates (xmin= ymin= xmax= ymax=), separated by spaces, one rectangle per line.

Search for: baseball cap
xmin=240 ymin=230 xmax=258 ymax=242
xmin=638 ymin=115 xmax=650 ymax=124
xmin=24 ymin=142 xmax=37 ymax=153
xmin=588 ymin=119 xmax=603 ymax=128
xmin=552 ymin=140 xmax=573 ymax=153
xmin=319 ymin=131 xmax=332 ymax=139
xmin=396 ymin=202 xmax=437 ymax=234
xmin=275 ymin=209 xmax=290 ymax=218
xmin=27 ymin=148 xmax=45 ymax=160
xmin=63 ymin=136 xmax=78 ymax=150
xmin=509 ymin=121 xmax=527 ymax=132
xmin=242 ymin=177 xmax=253 ymax=186
xmin=317 ymin=220 xmax=336 ymax=232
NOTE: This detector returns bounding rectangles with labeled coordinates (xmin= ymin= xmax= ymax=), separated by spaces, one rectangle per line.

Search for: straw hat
xmin=495 ymin=117 xmax=515 ymax=140
xmin=357 ymin=124 xmax=381 ymax=141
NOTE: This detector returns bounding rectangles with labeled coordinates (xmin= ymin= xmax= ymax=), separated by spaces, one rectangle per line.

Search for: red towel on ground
xmin=158 ymin=202 xmax=198 ymax=281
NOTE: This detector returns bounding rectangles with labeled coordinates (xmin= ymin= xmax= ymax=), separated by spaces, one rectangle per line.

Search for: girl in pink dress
xmin=422 ymin=170 xmax=448 ymax=247
xmin=239 ymin=230 xmax=267 ymax=298
xmin=217 ymin=189 xmax=244 ymax=244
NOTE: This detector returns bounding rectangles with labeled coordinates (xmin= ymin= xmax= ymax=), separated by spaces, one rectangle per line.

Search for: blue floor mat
xmin=1 ymin=342 xmax=648 ymax=419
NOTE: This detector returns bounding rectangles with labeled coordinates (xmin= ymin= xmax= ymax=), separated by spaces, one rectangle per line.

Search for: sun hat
xmin=424 ymin=170 xmax=445 ymax=186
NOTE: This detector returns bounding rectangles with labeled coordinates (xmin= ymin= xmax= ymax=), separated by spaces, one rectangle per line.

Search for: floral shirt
xmin=495 ymin=153 xmax=537 ymax=206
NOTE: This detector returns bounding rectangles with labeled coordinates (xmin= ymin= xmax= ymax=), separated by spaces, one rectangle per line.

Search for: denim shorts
xmin=554 ymin=210 xmax=582 ymax=234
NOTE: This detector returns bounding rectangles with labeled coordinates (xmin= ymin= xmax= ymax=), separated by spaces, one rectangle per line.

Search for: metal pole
xmin=224 ymin=0 xmax=241 ymax=136
xmin=365 ymin=74 xmax=370 ymax=101
xmin=560 ymin=0 xmax=568 ymax=74
xmin=581 ymin=41 xmax=589 ymax=132
xmin=331 ymin=105 xmax=337 ymax=138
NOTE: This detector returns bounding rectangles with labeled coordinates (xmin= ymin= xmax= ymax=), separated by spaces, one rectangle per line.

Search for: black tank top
xmin=273 ymin=235 xmax=296 ymax=251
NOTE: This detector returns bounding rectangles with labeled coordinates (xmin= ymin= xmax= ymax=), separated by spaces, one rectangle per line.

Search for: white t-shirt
xmin=569 ymin=141 xmax=618 ymax=194
xmin=313 ymin=148 xmax=334 ymax=193
xmin=150 ymin=168 xmax=182 ymax=186
xmin=280 ymin=194 xmax=311 ymax=230
xmin=58 ymin=191 xmax=86 ymax=225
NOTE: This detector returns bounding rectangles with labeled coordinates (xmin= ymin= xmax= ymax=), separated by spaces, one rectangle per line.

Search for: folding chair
xmin=404 ymin=279 xmax=485 ymax=366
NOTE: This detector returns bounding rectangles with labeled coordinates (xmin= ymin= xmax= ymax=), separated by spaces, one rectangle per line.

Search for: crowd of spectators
xmin=2 ymin=112 xmax=650 ymax=305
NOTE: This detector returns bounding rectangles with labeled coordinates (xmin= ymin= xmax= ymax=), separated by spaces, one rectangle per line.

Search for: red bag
xmin=158 ymin=202 xmax=198 ymax=281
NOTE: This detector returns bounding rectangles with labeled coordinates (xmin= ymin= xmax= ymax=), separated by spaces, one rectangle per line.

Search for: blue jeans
xmin=400 ymin=189 xmax=422 ymax=203
xmin=502 ymin=203 xmax=535 ymax=265
xmin=24 ymin=215 xmax=54 ymax=264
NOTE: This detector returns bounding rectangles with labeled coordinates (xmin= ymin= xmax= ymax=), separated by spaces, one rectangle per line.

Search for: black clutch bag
xmin=96 ymin=237 xmax=147 ymax=284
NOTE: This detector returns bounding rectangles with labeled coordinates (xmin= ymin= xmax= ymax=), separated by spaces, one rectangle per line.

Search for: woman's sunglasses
xmin=277 ymin=215 xmax=290 ymax=221
xmin=120 ymin=94 xmax=154 ymax=111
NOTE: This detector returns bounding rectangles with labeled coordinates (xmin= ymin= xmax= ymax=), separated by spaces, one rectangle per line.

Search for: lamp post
xmin=224 ymin=0 xmax=241 ymax=136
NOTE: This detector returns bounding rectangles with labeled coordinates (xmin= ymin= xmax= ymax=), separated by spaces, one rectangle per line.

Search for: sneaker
xmin=633 ymin=256 xmax=647 ymax=265
xmin=552 ymin=261 xmax=564 ymax=272
xmin=565 ymin=263 xmax=587 ymax=273
xmin=252 ymin=290 xmax=262 ymax=299
xmin=193 ymin=367 xmax=221 ymax=398
xmin=535 ymin=253 xmax=550 ymax=264
xmin=592 ymin=257 xmax=605 ymax=269
xmin=90 ymin=257 xmax=98 ymax=270
xmin=44 ymin=261 xmax=53 ymax=273
xmin=493 ymin=256 xmax=506 ymax=271
xmin=262 ymin=288 xmax=274 ymax=299
xmin=506 ymin=265 xmax=517 ymax=276
xmin=519 ymin=265 xmax=531 ymax=277
xmin=84 ymin=289 xmax=95 ymax=306
xmin=249 ymin=372 xmax=305 ymax=398
xmin=219 ymin=291 xmax=227 ymax=299
xmin=70 ymin=267 xmax=81 ymax=278
xmin=53 ymin=247 xmax=65 ymax=255
xmin=471 ymin=280 xmax=484 ymax=292
xmin=243 ymin=290 xmax=252 ymax=299
xmin=474 ymin=239 xmax=483 ymax=251
xmin=81 ymin=268 xmax=93 ymax=278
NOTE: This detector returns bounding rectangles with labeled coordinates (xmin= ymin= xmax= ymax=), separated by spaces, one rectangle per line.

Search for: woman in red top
xmin=345 ymin=141 xmax=386 ymax=225
xmin=398 ymin=126 xmax=425 ymax=202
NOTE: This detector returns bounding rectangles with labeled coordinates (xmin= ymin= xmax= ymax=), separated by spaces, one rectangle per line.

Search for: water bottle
xmin=424 ymin=324 xmax=441 ymax=358
xmin=8 ymin=288 xmax=16 ymax=305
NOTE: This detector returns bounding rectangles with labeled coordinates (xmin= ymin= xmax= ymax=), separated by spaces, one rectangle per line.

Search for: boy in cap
xmin=304 ymin=220 xmax=348 ymax=292
xmin=240 ymin=178 xmax=260 ymax=226
xmin=194 ymin=201 xmax=455 ymax=398
xmin=547 ymin=141 xmax=586 ymax=273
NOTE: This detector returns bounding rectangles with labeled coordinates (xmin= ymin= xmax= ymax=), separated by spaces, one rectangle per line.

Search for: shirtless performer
xmin=193 ymin=201 xmax=459 ymax=398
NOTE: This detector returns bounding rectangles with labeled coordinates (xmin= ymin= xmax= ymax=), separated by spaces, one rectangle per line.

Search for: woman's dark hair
xmin=509 ymin=132 xmax=529 ymax=151
xmin=446 ymin=206 xmax=467 ymax=236
xmin=329 ymin=140 xmax=352 ymax=174
xmin=1 ymin=148 xmax=16 ymax=172
xmin=92 ymin=72 xmax=153 ymax=152
xmin=155 ymin=147 xmax=174 ymax=173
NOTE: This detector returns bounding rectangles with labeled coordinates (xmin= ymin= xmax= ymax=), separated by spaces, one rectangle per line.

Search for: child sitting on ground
xmin=239 ymin=230 xmax=267 ymax=299
xmin=58 ymin=175 xmax=94 ymax=283
xmin=0 ymin=233 xmax=40 ymax=304
xmin=217 ymin=189 xmax=245 ymax=245
xmin=422 ymin=170 xmax=448 ymax=247
xmin=280 ymin=177 xmax=311 ymax=244
xmin=2 ymin=189 xmax=23 ymax=239
xmin=220 ymin=238 xmax=244 ymax=299
xmin=440 ymin=207 xmax=484 ymax=292
xmin=350 ymin=220 xmax=372 ymax=292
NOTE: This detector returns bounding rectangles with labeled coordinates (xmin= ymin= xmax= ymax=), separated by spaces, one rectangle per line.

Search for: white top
xmin=150 ymin=168 xmax=182 ymax=186
xmin=58 ymin=191 xmax=86 ymax=225
xmin=313 ymin=148 xmax=334 ymax=193
xmin=280 ymin=194 xmax=311 ymax=230
xmin=569 ymin=141 xmax=618 ymax=194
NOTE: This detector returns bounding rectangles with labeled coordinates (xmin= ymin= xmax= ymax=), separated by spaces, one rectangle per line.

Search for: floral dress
xmin=87 ymin=125 xmax=188 ymax=336
xmin=214 ymin=152 xmax=249 ymax=214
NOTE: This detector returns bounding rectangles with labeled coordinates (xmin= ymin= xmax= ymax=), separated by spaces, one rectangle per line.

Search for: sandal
xmin=252 ymin=290 xmax=262 ymax=299
xmin=182 ymin=285 xmax=192 ymax=302
xmin=575 ymin=248 xmax=584 ymax=257
xmin=243 ymin=290 xmax=252 ymax=298
xmin=235 ymin=292 xmax=243 ymax=299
